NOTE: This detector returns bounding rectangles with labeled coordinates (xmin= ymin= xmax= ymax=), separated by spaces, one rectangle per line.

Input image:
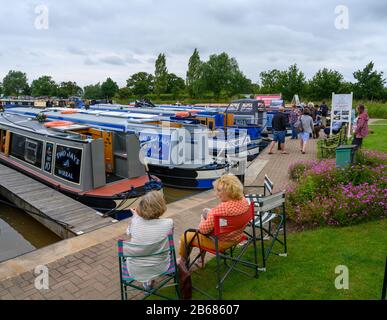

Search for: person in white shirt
xmin=126 ymin=190 xmax=173 ymax=290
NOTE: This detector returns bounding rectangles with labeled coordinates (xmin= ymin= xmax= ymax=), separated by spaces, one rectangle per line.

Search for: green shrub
xmin=286 ymin=151 xmax=386 ymax=227
xmin=288 ymin=161 xmax=312 ymax=181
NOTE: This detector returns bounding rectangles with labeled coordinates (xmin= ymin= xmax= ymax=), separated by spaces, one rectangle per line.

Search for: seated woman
xmin=126 ymin=190 xmax=173 ymax=290
xmin=178 ymin=174 xmax=250 ymax=269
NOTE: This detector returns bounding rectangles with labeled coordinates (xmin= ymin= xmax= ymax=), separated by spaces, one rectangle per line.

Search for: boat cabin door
xmin=0 ymin=129 xmax=10 ymax=156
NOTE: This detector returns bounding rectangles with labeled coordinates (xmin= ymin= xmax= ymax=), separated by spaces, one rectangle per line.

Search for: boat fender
xmin=44 ymin=120 xmax=74 ymax=127
xmin=60 ymin=109 xmax=79 ymax=114
xmin=175 ymin=111 xmax=190 ymax=118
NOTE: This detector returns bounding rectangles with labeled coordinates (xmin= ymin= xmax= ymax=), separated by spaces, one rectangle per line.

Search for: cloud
xmin=68 ymin=47 xmax=88 ymax=56
xmin=125 ymin=54 xmax=141 ymax=64
xmin=0 ymin=0 xmax=385 ymax=86
xmin=99 ymin=55 xmax=127 ymax=66
xmin=84 ymin=57 xmax=97 ymax=65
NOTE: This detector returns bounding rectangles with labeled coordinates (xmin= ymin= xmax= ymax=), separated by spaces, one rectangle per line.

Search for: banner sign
xmin=331 ymin=92 xmax=353 ymax=137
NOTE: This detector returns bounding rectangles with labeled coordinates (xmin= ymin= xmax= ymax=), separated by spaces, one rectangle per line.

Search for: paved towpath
xmin=0 ymin=137 xmax=318 ymax=300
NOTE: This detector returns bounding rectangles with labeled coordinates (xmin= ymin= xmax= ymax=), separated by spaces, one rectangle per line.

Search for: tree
xmin=337 ymin=81 xmax=353 ymax=94
xmin=353 ymin=61 xmax=385 ymax=100
xmin=126 ymin=72 xmax=154 ymax=96
xmin=57 ymin=81 xmax=82 ymax=98
xmin=0 ymin=82 xmax=3 ymax=96
xmin=166 ymin=73 xmax=185 ymax=98
xmin=31 ymin=75 xmax=58 ymax=97
xmin=200 ymin=52 xmax=246 ymax=98
xmin=258 ymin=65 xmax=306 ymax=100
xmin=101 ymin=77 xmax=119 ymax=99
xmin=186 ymin=48 xmax=203 ymax=98
xmin=259 ymin=69 xmax=282 ymax=94
xmin=2 ymin=70 xmax=30 ymax=96
xmin=250 ymin=82 xmax=261 ymax=94
xmin=308 ymin=68 xmax=344 ymax=101
xmin=280 ymin=64 xmax=306 ymax=101
xmin=154 ymin=53 xmax=168 ymax=95
xmin=116 ymin=87 xmax=132 ymax=100
xmin=83 ymin=83 xmax=102 ymax=99
xmin=228 ymin=68 xmax=252 ymax=96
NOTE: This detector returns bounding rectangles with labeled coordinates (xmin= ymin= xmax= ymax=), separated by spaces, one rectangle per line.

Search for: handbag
xmin=177 ymin=258 xmax=192 ymax=300
xmin=177 ymin=229 xmax=206 ymax=300
xmin=295 ymin=116 xmax=304 ymax=133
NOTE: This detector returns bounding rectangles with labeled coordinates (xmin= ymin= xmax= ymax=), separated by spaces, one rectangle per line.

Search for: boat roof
xmin=0 ymin=112 xmax=91 ymax=142
xmin=4 ymin=107 xmax=208 ymax=133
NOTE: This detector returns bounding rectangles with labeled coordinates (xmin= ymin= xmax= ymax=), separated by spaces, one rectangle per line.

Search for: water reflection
xmin=0 ymin=203 xmax=61 ymax=262
xmin=0 ymin=187 xmax=202 ymax=262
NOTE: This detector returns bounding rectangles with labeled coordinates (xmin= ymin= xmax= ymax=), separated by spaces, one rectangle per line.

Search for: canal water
xmin=0 ymin=201 xmax=62 ymax=262
xmin=0 ymin=187 xmax=202 ymax=263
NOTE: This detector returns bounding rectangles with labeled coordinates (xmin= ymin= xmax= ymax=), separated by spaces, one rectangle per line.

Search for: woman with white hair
xmin=126 ymin=190 xmax=173 ymax=290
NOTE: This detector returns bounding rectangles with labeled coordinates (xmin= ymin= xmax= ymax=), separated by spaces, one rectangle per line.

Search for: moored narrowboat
xmin=0 ymin=112 xmax=162 ymax=212
xmin=4 ymin=107 xmax=245 ymax=189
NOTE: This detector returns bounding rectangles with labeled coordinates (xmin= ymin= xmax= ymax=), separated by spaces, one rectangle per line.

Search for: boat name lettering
xmin=57 ymin=169 xmax=74 ymax=180
xmin=56 ymin=149 xmax=81 ymax=165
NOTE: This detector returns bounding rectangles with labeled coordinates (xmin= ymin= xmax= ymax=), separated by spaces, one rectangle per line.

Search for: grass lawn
xmin=188 ymin=219 xmax=386 ymax=300
xmin=363 ymin=120 xmax=387 ymax=153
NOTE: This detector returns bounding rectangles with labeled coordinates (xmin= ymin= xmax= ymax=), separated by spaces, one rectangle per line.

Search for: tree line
xmin=0 ymin=49 xmax=386 ymax=102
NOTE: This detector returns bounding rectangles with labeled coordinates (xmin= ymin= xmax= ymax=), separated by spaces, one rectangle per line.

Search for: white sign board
xmin=330 ymin=92 xmax=353 ymax=137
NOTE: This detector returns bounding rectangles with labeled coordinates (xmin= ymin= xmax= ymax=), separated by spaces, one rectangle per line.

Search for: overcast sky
xmin=0 ymin=0 xmax=386 ymax=87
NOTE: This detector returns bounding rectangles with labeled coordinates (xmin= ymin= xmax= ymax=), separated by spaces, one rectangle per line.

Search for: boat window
xmin=54 ymin=145 xmax=82 ymax=184
xmin=43 ymin=142 xmax=54 ymax=174
xmin=227 ymin=103 xmax=240 ymax=111
xmin=10 ymin=134 xmax=43 ymax=168
xmin=25 ymin=139 xmax=40 ymax=165
xmin=240 ymin=103 xmax=254 ymax=112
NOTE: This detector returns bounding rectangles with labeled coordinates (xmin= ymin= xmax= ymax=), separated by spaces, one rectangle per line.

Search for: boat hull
xmin=147 ymin=163 xmax=239 ymax=189
xmin=0 ymin=156 xmax=162 ymax=213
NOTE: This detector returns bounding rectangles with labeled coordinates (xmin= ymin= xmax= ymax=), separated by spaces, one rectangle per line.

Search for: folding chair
xmin=184 ymin=202 xmax=259 ymax=300
xmin=244 ymin=174 xmax=278 ymax=265
xmin=248 ymin=192 xmax=287 ymax=272
xmin=244 ymin=174 xmax=274 ymax=200
xmin=117 ymin=232 xmax=181 ymax=300
xmin=244 ymin=174 xmax=275 ymax=240
xmin=382 ymin=256 xmax=387 ymax=300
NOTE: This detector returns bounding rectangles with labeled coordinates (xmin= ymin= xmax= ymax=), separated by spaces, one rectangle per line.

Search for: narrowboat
xmin=88 ymin=101 xmax=263 ymax=160
xmin=4 ymin=108 xmax=245 ymax=189
xmin=0 ymin=112 xmax=162 ymax=212
xmin=0 ymin=98 xmax=36 ymax=109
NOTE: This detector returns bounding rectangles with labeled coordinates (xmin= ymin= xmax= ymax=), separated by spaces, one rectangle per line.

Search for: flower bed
xmin=286 ymin=150 xmax=386 ymax=228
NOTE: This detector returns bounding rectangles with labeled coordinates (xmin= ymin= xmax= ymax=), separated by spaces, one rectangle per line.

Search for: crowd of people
xmin=267 ymin=101 xmax=369 ymax=154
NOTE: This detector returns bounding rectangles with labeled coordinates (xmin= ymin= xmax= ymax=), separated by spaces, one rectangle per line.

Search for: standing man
xmin=320 ymin=101 xmax=329 ymax=127
xmin=268 ymin=106 xmax=289 ymax=154
xmin=352 ymin=104 xmax=369 ymax=150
